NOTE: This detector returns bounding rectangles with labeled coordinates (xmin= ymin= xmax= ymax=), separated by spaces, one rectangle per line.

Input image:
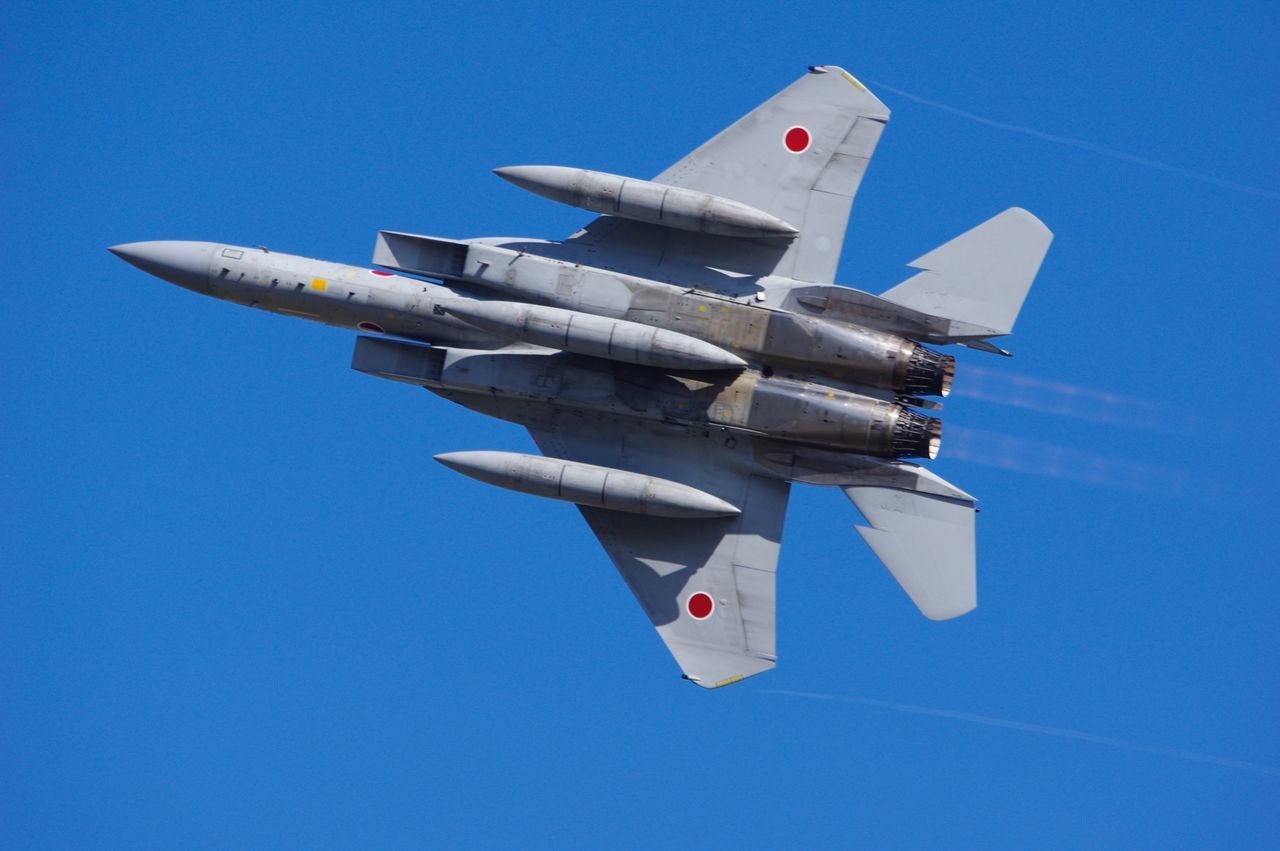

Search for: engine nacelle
xmin=355 ymin=338 xmax=941 ymax=460
xmin=764 ymin=312 xmax=954 ymax=397
xmin=741 ymin=378 xmax=942 ymax=460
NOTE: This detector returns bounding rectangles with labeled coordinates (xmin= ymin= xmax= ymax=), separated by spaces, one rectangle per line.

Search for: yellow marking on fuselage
xmin=310 ymin=278 xmax=328 ymax=291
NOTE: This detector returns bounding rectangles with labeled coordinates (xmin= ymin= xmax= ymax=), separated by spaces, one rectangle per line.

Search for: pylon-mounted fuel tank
xmin=494 ymin=166 xmax=800 ymax=239
xmin=433 ymin=450 xmax=741 ymax=518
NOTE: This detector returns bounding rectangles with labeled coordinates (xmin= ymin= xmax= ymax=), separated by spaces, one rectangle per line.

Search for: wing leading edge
xmin=529 ymin=419 xmax=789 ymax=688
xmin=564 ymin=65 xmax=890 ymax=288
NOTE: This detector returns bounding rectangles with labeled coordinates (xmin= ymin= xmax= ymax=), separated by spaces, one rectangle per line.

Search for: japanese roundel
xmin=687 ymin=592 xmax=715 ymax=620
xmin=783 ymin=125 xmax=811 ymax=154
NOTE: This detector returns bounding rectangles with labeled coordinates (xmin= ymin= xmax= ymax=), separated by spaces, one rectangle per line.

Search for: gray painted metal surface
xmin=438 ymin=299 xmax=748 ymax=371
xmin=109 ymin=65 xmax=1052 ymax=689
xmin=434 ymin=450 xmax=742 ymax=519
xmin=880 ymin=207 xmax=1053 ymax=337
xmin=494 ymin=166 xmax=801 ymax=239
xmin=529 ymin=417 xmax=788 ymax=688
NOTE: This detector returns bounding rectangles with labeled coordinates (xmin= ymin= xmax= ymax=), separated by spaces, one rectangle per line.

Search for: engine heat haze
xmin=110 ymin=66 xmax=1052 ymax=688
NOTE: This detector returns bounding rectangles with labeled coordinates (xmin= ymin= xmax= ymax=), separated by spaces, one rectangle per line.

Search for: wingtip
xmin=1001 ymin=207 xmax=1054 ymax=239
xmin=802 ymin=65 xmax=889 ymax=118
xmin=920 ymin=600 xmax=978 ymax=621
xmin=682 ymin=673 xmax=747 ymax=689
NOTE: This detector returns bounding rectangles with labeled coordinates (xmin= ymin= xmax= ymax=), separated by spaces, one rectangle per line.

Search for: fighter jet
xmin=110 ymin=66 xmax=1051 ymax=688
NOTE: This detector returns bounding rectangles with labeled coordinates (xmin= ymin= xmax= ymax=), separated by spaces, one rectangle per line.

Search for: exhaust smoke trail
xmin=952 ymin=366 xmax=1170 ymax=428
xmin=943 ymin=426 xmax=1188 ymax=495
xmin=867 ymin=80 xmax=1280 ymax=201
xmin=762 ymin=689 xmax=1280 ymax=777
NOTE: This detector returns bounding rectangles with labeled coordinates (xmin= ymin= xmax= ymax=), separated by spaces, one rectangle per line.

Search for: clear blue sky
xmin=4 ymin=1 xmax=1278 ymax=846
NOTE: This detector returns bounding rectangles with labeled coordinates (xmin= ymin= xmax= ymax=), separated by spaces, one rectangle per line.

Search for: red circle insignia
xmin=687 ymin=592 xmax=715 ymax=620
xmin=784 ymin=126 xmax=811 ymax=154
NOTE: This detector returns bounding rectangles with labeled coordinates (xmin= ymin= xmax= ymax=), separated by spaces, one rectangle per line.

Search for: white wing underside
xmin=528 ymin=418 xmax=789 ymax=688
xmin=506 ymin=69 xmax=987 ymax=683
xmin=565 ymin=66 xmax=890 ymax=289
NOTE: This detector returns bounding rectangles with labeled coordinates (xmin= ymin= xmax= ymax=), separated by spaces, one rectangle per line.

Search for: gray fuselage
xmin=110 ymin=240 xmax=940 ymax=459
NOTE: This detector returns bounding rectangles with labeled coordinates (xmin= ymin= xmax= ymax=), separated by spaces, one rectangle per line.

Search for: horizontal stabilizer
xmin=842 ymin=465 xmax=977 ymax=620
xmin=879 ymin=208 xmax=1052 ymax=337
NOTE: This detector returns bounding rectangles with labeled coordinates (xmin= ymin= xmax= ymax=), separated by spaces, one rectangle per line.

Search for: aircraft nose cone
xmin=109 ymin=241 xmax=216 ymax=293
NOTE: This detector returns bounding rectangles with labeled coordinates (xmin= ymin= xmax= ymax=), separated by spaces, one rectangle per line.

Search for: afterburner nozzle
xmin=903 ymin=345 xmax=955 ymax=398
xmin=890 ymin=409 xmax=943 ymax=460
xmin=927 ymin=418 xmax=943 ymax=460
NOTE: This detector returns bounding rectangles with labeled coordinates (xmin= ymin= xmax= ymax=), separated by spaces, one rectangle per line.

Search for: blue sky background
xmin=3 ymin=1 xmax=1278 ymax=846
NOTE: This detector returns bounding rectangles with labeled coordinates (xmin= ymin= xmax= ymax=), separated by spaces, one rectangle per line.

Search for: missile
xmin=439 ymin=299 xmax=747 ymax=371
xmin=494 ymin=165 xmax=799 ymax=240
xmin=434 ymin=451 xmax=741 ymax=519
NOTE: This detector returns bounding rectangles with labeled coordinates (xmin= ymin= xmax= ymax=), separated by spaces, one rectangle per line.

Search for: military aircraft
xmin=110 ymin=66 xmax=1051 ymax=688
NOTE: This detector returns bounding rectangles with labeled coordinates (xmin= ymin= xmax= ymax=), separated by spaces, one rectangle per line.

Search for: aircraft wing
xmin=562 ymin=65 xmax=890 ymax=289
xmin=528 ymin=419 xmax=790 ymax=688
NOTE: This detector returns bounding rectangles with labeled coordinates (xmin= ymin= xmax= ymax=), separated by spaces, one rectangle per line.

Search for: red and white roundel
xmin=369 ymin=269 xmax=395 ymax=277
xmin=783 ymin=125 xmax=811 ymax=154
xmin=687 ymin=592 xmax=715 ymax=620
